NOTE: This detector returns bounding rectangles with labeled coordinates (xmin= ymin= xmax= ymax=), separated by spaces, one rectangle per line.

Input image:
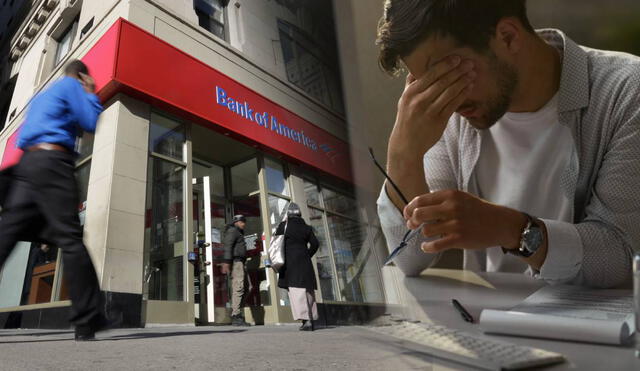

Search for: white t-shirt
xmin=471 ymin=93 xmax=574 ymax=273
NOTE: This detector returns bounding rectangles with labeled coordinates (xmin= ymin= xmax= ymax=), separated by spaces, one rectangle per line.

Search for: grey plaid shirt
xmin=377 ymin=29 xmax=640 ymax=288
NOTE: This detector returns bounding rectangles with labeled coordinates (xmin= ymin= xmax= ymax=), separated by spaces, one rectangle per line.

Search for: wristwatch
xmin=502 ymin=213 xmax=544 ymax=258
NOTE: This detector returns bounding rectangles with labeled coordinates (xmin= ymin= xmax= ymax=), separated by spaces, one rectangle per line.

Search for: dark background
xmin=527 ymin=0 xmax=640 ymax=56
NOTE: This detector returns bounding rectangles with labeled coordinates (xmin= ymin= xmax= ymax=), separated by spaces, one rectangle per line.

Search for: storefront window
xmin=326 ymin=215 xmax=364 ymax=302
xmin=144 ymin=115 xmax=187 ymax=302
xmin=309 ymin=207 xmax=338 ymax=301
xmin=230 ymin=157 xmax=269 ymax=306
xmin=322 ymin=187 xmax=359 ymax=220
xmin=193 ymin=161 xmax=225 ymax=199
xmin=0 ymin=242 xmax=59 ymax=309
xmin=149 ymin=113 xmax=186 ymax=161
xmin=267 ymin=195 xmax=289 ymax=228
xmin=303 ymin=179 xmax=320 ymax=208
xmin=144 ymin=157 xmax=186 ymax=301
xmin=231 ymin=158 xmax=258 ymax=197
xmin=76 ymin=131 xmax=94 ymax=162
xmin=75 ymin=162 xmax=91 ymax=212
xmin=264 ymin=157 xmax=289 ymax=196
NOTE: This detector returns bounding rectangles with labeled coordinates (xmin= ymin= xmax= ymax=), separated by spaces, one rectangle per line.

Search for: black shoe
xmin=299 ymin=320 xmax=307 ymax=330
xmin=74 ymin=314 xmax=122 ymax=341
xmin=231 ymin=315 xmax=251 ymax=327
xmin=300 ymin=320 xmax=314 ymax=332
xmin=74 ymin=326 xmax=97 ymax=341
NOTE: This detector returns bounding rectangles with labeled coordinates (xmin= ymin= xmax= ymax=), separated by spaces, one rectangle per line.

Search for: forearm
xmin=377 ymin=187 xmax=439 ymax=276
xmin=386 ymin=150 xmax=430 ymax=212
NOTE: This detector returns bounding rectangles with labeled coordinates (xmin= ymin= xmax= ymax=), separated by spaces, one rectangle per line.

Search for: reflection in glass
xmin=75 ymin=162 xmax=91 ymax=210
xmin=309 ymin=207 xmax=338 ymax=301
xmin=149 ymin=114 xmax=185 ymax=160
xmin=76 ymin=132 xmax=94 ymax=162
xmin=268 ymin=195 xmax=289 ymax=229
xmin=322 ymin=187 xmax=359 ymax=219
xmin=24 ymin=243 xmax=60 ymax=304
xmin=231 ymin=158 xmax=258 ymax=197
xmin=232 ymin=194 xmax=269 ymax=307
xmin=265 ymin=157 xmax=289 ymax=196
xmin=303 ymin=179 xmax=320 ymax=208
xmin=326 ymin=214 xmax=384 ymax=303
xmin=194 ymin=0 xmax=226 ymax=39
xmin=144 ymin=157 xmax=185 ymax=301
xmin=192 ymin=162 xmax=225 ymax=198
xmin=278 ymin=19 xmax=345 ymax=114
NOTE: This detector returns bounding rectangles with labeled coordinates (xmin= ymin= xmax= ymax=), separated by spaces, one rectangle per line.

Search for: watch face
xmin=522 ymin=226 xmax=543 ymax=254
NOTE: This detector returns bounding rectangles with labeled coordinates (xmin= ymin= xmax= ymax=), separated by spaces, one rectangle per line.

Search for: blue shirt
xmin=18 ymin=76 xmax=103 ymax=151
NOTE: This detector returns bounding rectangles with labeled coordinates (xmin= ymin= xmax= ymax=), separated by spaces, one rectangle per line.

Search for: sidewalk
xmin=0 ymin=324 xmax=446 ymax=371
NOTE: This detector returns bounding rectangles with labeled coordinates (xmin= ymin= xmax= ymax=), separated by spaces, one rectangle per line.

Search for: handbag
xmin=268 ymin=220 xmax=288 ymax=271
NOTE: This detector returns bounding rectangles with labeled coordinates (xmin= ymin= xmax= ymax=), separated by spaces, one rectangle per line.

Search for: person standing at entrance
xmin=274 ymin=203 xmax=320 ymax=331
xmin=221 ymin=214 xmax=251 ymax=326
xmin=0 ymin=60 xmax=107 ymax=340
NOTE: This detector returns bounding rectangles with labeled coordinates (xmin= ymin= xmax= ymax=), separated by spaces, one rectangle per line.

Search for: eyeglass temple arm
xmin=368 ymin=147 xmax=410 ymax=205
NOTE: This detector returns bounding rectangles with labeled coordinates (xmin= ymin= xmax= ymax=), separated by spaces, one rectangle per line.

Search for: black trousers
xmin=0 ymin=150 xmax=101 ymax=326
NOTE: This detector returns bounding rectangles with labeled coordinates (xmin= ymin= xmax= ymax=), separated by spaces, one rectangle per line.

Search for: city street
xmin=0 ymin=324 xmax=448 ymax=371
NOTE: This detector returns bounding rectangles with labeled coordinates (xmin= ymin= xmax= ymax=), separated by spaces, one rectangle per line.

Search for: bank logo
xmin=215 ymin=86 xmax=343 ymax=164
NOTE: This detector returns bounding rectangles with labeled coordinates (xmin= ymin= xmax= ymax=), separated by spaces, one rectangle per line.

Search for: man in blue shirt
xmin=0 ymin=60 xmax=108 ymax=340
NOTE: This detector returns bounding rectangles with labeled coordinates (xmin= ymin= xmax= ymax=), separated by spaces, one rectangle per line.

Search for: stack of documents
xmin=479 ymin=285 xmax=634 ymax=345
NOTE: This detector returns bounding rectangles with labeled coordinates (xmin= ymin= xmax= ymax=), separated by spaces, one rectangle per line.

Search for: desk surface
xmin=399 ymin=269 xmax=639 ymax=371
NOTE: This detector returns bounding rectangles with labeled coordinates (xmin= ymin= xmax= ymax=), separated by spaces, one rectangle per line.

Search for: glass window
xmin=230 ymin=158 xmax=258 ymax=197
xmin=303 ymin=179 xmax=320 ymax=208
xmin=54 ymin=20 xmax=77 ymax=66
xmin=264 ymin=157 xmax=289 ymax=196
xmin=267 ymin=195 xmax=289 ymax=229
xmin=326 ymin=214 xmax=384 ymax=303
xmin=0 ymin=242 xmax=60 ymax=308
xmin=193 ymin=162 xmax=225 ymax=198
xmin=309 ymin=207 xmax=338 ymax=301
xmin=149 ymin=114 xmax=186 ymax=160
xmin=75 ymin=162 xmax=91 ymax=212
xmin=322 ymin=187 xmax=359 ymax=219
xmin=75 ymin=131 xmax=94 ymax=163
xmin=278 ymin=20 xmax=344 ymax=114
xmin=194 ymin=0 xmax=226 ymax=39
xmin=144 ymin=157 xmax=186 ymax=301
xmin=231 ymin=193 xmax=269 ymax=306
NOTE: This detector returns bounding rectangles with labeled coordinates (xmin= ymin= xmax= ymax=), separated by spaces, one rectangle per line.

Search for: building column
xmin=84 ymin=94 xmax=150 ymax=326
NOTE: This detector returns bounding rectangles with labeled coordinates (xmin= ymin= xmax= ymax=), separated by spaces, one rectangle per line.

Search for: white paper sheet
xmin=479 ymin=285 xmax=634 ymax=345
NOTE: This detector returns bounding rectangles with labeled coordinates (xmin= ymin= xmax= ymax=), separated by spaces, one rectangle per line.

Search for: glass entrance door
xmin=230 ymin=158 xmax=269 ymax=318
xmin=192 ymin=162 xmax=229 ymax=324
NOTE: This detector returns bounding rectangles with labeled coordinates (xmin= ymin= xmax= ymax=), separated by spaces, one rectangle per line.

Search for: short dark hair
xmin=377 ymin=0 xmax=535 ymax=74
xmin=64 ymin=59 xmax=89 ymax=77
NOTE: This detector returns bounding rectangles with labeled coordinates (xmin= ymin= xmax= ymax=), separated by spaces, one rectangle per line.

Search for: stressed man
xmin=376 ymin=0 xmax=640 ymax=288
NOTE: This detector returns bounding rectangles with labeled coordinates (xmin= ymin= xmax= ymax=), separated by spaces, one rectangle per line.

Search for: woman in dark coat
xmin=274 ymin=202 xmax=320 ymax=331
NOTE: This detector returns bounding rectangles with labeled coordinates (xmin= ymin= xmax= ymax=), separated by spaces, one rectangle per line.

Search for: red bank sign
xmin=80 ymin=19 xmax=352 ymax=181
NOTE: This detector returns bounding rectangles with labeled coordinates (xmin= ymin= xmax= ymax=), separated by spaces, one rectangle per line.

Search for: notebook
xmin=479 ymin=285 xmax=634 ymax=345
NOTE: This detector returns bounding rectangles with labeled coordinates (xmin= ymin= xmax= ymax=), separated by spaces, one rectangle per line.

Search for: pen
xmin=452 ymin=299 xmax=474 ymax=323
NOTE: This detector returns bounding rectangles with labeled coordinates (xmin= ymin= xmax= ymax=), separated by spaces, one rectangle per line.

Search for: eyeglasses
xmin=368 ymin=148 xmax=425 ymax=266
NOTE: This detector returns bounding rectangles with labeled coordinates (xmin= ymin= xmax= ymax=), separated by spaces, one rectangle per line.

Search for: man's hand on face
xmin=403 ymin=190 xmax=527 ymax=254
xmin=78 ymin=72 xmax=96 ymax=94
xmin=388 ymin=55 xmax=476 ymax=160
